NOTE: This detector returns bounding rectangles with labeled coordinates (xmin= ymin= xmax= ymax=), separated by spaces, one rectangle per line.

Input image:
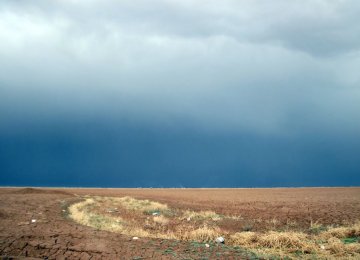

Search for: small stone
xmin=152 ymin=212 xmax=159 ymax=216
xmin=132 ymin=237 xmax=139 ymax=240
xmin=215 ymin=236 xmax=225 ymax=244
xmin=18 ymin=221 xmax=30 ymax=226
xmin=320 ymin=245 xmax=325 ymax=250
xmin=205 ymin=243 xmax=210 ymax=248
xmin=31 ymin=219 xmax=37 ymax=223
xmin=186 ymin=217 xmax=191 ymax=221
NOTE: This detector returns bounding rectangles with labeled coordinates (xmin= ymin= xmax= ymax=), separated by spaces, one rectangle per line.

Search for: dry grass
xmin=266 ymin=217 xmax=279 ymax=227
xmin=68 ymin=198 xmax=97 ymax=226
xmin=181 ymin=209 xmax=222 ymax=221
xmin=152 ymin=215 xmax=169 ymax=225
xmin=68 ymin=196 xmax=360 ymax=259
xmin=259 ymin=231 xmax=314 ymax=252
xmin=68 ymin=196 xmax=223 ymax=242
xmin=178 ymin=225 xmax=221 ymax=242
xmin=115 ymin=196 xmax=168 ymax=213
xmin=68 ymin=198 xmax=150 ymax=237
xmin=68 ymin=198 xmax=123 ymax=229
xmin=320 ymin=221 xmax=360 ymax=239
xmin=230 ymin=223 xmax=360 ymax=259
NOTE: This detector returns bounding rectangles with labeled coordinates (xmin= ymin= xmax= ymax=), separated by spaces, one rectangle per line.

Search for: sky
xmin=1 ymin=0 xmax=360 ymax=187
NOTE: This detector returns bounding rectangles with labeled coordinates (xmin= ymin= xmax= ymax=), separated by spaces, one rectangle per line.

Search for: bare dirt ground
xmin=0 ymin=187 xmax=359 ymax=259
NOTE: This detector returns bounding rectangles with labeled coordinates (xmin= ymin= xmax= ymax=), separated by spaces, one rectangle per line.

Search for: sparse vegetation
xmin=230 ymin=222 xmax=360 ymax=259
xmin=68 ymin=196 xmax=360 ymax=259
xmin=178 ymin=225 xmax=221 ymax=242
xmin=68 ymin=196 xmax=229 ymax=242
xmin=181 ymin=210 xmax=223 ymax=221
xmin=116 ymin=196 xmax=168 ymax=212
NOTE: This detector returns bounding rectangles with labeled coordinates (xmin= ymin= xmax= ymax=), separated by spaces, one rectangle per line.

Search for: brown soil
xmin=1 ymin=187 xmax=359 ymax=259
xmin=10 ymin=188 xmax=72 ymax=196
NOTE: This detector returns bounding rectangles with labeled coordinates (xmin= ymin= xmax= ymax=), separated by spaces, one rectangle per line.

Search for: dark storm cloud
xmin=1 ymin=0 xmax=359 ymax=132
xmin=0 ymin=1 xmax=359 ymax=187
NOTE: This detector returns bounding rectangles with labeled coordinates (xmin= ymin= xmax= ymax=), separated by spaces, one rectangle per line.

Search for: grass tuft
xmin=179 ymin=225 xmax=221 ymax=242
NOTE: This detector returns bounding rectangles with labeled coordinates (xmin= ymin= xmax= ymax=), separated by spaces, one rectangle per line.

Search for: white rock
xmin=320 ymin=245 xmax=325 ymax=250
xmin=31 ymin=219 xmax=37 ymax=223
xmin=215 ymin=236 xmax=225 ymax=244
xmin=152 ymin=212 xmax=159 ymax=216
xmin=186 ymin=217 xmax=191 ymax=221
xmin=132 ymin=237 xmax=139 ymax=240
xmin=205 ymin=243 xmax=210 ymax=248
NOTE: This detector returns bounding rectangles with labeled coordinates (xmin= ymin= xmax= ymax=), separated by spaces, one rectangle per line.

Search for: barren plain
xmin=0 ymin=187 xmax=359 ymax=259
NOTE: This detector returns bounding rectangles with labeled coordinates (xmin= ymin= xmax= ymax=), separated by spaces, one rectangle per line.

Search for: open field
xmin=0 ymin=187 xmax=359 ymax=259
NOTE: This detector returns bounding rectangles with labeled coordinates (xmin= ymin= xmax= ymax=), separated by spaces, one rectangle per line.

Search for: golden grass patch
xmin=152 ymin=215 xmax=169 ymax=225
xmin=320 ymin=221 xmax=360 ymax=239
xmin=181 ymin=209 xmax=222 ymax=221
xmin=115 ymin=196 xmax=168 ymax=213
xmin=230 ymin=225 xmax=360 ymax=259
xmin=178 ymin=225 xmax=221 ymax=242
xmin=68 ymin=197 xmax=150 ymax=237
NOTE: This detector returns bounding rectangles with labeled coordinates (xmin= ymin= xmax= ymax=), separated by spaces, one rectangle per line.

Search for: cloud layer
xmin=1 ymin=0 xmax=360 ymax=133
xmin=1 ymin=1 xmax=360 ymax=187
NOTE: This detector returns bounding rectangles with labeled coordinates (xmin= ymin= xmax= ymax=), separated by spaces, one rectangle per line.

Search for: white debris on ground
xmin=107 ymin=208 xmax=119 ymax=213
xmin=132 ymin=237 xmax=139 ymax=240
xmin=152 ymin=212 xmax=159 ymax=216
xmin=186 ymin=217 xmax=191 ymax=221
xmin=31 ymin=219 xmax=36 ymax=223
xmin=215 ymin=236 xmax=225 ymax=244
xmin=320 ymin=245 xmax=325 ymax=250
xmin=205 ymin=243 xmax=210 ymax=248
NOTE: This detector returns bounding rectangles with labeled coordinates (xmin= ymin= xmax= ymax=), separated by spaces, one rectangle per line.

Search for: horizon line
xmin=1 ymin=186 xmax=359 ymax=189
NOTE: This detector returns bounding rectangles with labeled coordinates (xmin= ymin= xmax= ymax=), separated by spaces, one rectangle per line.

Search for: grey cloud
xmin=0 ymin=0 xmax=360 ymax=136
xmin=2 ymin=1 xmax=360 ymax=56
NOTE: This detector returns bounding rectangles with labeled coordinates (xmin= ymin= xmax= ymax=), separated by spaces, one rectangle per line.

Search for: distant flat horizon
xmin=1 ymin=186 xmax=359 ymax=189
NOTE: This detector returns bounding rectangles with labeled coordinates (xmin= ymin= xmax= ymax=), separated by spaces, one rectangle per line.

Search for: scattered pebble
xmin=205 ymin=243 xmax=210 ymax=248
xmin=31 ymin=219 xmax=37 ymax=223
xmin=320 ymin=245 xmax=325 ymax=250
xmin=152 ymin=212 xmax=159 ymax=216
xmin=186 ymin=217 xmax=191 ymax=221
xmin=17 ymin=221 xmax=30 ymax=226
xmin=215 ymin=236 xmax=225 ymax=244
xmin=132 ymin=237 xmax=139 ymax=240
